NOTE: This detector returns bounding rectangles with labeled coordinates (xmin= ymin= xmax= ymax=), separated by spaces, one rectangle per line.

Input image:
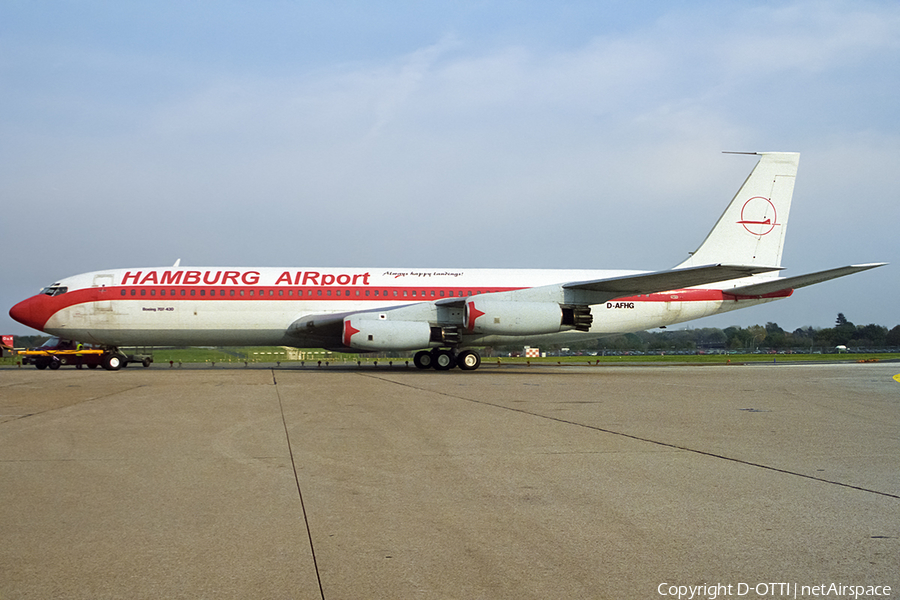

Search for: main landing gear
xmin=101 ymin=351 xmax=126 ymax=371
xmin=413 ymin=349 xmax=482 ymax=371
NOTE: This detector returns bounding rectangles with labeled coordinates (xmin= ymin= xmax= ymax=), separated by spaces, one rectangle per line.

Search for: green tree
xmin=833 ymin=313 xmax=857 ymax=345
xmin=853 ymin=324 xmax=888 ymax=347
xmin=764 ymin=322 xmax=787 ymax=348
xmin=887 ymin=325 xmax=900 ymax=347
xmin=724 ymin=326 xmax=753 ymax=350
xmin=747 ymin=325 xmax=767 ymax=349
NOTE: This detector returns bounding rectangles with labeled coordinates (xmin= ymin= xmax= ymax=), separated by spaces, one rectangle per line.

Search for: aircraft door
xmin=92 ymin=274 xmax=114 ymax=312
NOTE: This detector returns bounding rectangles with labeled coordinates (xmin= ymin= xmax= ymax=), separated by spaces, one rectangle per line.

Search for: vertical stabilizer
xmin=676 ymin=152 xmax=799 ymax=271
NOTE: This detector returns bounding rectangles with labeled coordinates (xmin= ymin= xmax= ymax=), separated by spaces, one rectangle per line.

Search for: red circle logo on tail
xmin=737 ymin=197 xmax=777 ymax=236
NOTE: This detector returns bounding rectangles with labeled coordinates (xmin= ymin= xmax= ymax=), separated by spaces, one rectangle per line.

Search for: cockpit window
xmin=39 ymin=337 xmax=61 ymax=349
xmin=40 ymin=284 xmax=68 ymax=296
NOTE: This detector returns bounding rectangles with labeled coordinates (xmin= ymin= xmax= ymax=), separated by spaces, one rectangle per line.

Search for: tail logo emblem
xmin=737 ymin=197 xmax=777 ymax=236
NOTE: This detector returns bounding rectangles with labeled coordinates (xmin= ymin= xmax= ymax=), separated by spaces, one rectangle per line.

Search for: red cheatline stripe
xmin=22 ymin=285 xmax=793 ymax=329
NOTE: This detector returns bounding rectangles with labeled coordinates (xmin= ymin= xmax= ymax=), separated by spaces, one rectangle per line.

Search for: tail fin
xmin=676 ymin=152 xmax=800 ymax=270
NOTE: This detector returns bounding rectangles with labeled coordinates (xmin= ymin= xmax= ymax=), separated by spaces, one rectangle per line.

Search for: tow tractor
xmin=18 ymin=337 xmax=153 ymax=370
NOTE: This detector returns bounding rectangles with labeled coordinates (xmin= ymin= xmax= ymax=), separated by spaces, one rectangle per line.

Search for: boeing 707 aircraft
xmin=9 ymin=152 xmax=885 ymax=370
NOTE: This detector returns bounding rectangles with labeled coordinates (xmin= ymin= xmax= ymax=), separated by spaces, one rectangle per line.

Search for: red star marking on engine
xmin=343 ymin=320 xmax=360 ymax=346
xmin=465 ymin=301 xmax=485 ymax=332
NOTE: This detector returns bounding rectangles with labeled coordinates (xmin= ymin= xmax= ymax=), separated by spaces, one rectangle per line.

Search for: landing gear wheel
xmin=102 ymin=354 xmax=123 ymax=371
xmin=456 ymin=350 xmax=481 ymax=371
xmin=433 ymin=349 xmax=455 ymax=371
xmin=413 ymin=350 xmax=433 ymax=370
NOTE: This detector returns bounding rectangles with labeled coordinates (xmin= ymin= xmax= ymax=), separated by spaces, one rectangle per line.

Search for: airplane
xmin=9 ymin=152 xmax=886 ymax=371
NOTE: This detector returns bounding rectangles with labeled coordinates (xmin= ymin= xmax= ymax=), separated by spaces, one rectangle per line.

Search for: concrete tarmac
xmin=1 ymin=362 xmax=898 ymax=599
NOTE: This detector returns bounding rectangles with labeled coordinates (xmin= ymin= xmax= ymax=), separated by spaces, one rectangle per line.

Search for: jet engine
xmin=463 ymin=300 xmax=591 ymax=335
xmin=342 ymin=318 xmax=433 ymax=351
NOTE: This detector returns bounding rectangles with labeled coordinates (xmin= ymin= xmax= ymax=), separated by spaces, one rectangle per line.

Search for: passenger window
xmin=191 ymin=289 xmax=196 ymax=296
xmin=151 ymin=290 xmax=156 ymax=296
xmin=230 ymin=290 xmax=235 ymax=297
xmin=121 ymin=290 xmax=127 ymax=296
xmin=131 ymin=289 xmax=136 ymax=296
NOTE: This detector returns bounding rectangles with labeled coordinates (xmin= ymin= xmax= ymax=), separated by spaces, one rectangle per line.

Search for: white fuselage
xmin=24 ymin=265 xmax=781 ymax=349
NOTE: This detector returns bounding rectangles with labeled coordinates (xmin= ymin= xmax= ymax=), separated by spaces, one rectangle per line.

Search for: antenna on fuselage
xmin=173 ymin=259 xmax=181 ymax=267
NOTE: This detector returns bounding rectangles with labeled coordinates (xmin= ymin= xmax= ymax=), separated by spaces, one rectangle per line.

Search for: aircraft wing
xmin=287 ymin=263 xmax=784 ymax=344
xmin=562 ymin=264 xmax=781 ymax=297
xmin=724 ymin=263 xmax=887 ymax=297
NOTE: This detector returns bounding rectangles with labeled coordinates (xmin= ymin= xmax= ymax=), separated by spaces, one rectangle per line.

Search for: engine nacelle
xmin=464 ymin=300 xmax=565 ymax=336
xmin=342 ymin=317 xmax=432 ymax=351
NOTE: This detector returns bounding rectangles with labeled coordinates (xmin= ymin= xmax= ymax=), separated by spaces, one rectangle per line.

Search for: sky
xmin=2 ymin=0 xmax=898 ymax=336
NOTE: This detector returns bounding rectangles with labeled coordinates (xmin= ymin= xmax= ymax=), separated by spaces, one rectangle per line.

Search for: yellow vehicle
xmin=19 ymin=337 xmax=152 ymax=370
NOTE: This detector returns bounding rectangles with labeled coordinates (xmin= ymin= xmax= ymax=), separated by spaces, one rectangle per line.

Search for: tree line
xmin=593 ymin=313 xmax=899 ymax=352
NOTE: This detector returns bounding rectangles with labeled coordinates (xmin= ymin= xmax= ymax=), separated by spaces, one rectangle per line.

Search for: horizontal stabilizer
xmin=563 ymin=264 xmax=781 ymax=296
xmin=725 ymin=263 xmax=887 ymax=296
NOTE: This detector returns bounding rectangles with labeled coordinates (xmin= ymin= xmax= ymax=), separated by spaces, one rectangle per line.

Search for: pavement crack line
xmin=360 ymin=373 xmax=900 ymax=501
xmin=272 ymin=370 xmax=326 ymax=600
xmin=0 ymin=385 xmax=149 ymax=425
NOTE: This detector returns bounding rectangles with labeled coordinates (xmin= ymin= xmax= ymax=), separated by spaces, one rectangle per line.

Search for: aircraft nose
xmin=9 ymin=295 xmax=52 ymax=331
